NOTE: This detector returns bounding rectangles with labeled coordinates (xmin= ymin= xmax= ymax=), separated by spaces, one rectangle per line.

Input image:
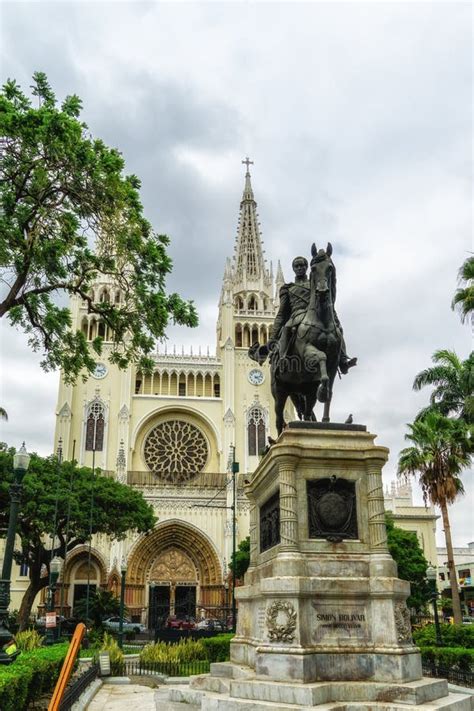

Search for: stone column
xmin=367 ymin=461 xmax=388 ymax=551
xmin=248 ymin=502 xmax=258 ymax=569
xmin=278 ymin=457 xmax=298 ymax=551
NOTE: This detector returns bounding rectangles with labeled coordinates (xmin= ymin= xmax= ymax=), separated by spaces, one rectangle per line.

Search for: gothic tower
xmin=51 ymin=162 xmax=281 ymax=623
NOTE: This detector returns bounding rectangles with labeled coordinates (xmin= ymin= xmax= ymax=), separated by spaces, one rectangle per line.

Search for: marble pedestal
xmin=163 ymin=424 xmax=472 ymax=710
xmin=231 ymin=423 xmax=419 ymax=684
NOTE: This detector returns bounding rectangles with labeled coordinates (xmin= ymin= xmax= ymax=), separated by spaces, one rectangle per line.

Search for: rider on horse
xmin=269 ymin=255 xmax=357 ymax=374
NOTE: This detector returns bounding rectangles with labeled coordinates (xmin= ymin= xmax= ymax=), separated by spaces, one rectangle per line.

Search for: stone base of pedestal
xmin=158 ymin=425 xmax=469 ymax=709
xmin=161 ymin=662 xmax=472 ymax=710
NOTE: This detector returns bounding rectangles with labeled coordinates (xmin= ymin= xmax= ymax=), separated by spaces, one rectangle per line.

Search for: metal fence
xmin=422 ymin=662 xmax=473 ymax=688
xmin=59 ymin=663 xmax=100 ymax=710
xmin=111 ymin=658 xmax=211 ymax=677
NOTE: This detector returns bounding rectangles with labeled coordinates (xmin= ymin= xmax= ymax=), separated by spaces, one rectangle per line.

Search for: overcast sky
xmin=0 ymin=1 xmax=472 ymax=547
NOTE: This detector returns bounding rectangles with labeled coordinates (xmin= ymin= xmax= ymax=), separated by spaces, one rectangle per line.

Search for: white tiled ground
xmin=86 ymin=682 xmax=156 ymax=711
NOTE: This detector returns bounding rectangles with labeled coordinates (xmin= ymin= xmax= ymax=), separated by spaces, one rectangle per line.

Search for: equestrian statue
xmin=249 ymin=243 xmax=357 ymax=434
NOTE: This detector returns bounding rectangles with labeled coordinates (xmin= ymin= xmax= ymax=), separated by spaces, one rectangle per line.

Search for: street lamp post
xmin=45 ymin=556 xmax=63 ymax=646
xmin=426 ymin=565 xmax=443 ymax=646
xmin=231 ymin=447 xmax=239 ymax=634
xmin=118 ymin=557 xmax=127 ymax=649
xmin=0 ymin=443 xmax=30 ymax=664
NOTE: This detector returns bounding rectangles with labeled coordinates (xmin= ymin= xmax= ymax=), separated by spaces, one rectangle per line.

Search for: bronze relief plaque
xmin=307 ymin=476 xmax=358 ymax=542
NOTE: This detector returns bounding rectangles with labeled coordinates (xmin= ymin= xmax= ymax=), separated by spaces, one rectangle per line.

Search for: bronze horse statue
xmin=253 ymin=243 xmax=343 ymax=434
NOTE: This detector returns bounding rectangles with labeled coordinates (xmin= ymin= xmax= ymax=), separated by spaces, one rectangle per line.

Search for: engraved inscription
xmin=257 ymin=605 xmax=266 ymax=637
xmin=312 ymin=602 xmax=369 ymax=643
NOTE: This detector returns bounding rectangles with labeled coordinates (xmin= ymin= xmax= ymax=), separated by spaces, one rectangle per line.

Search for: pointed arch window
xmin=85 ymin=399 xmax=106 ymax=451
xmin=247 ymin=406 xmax=267 ymax=456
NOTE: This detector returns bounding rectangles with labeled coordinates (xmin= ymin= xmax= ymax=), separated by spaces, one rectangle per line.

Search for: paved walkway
xmin=86 ymin=683 xmax=156 ymax=711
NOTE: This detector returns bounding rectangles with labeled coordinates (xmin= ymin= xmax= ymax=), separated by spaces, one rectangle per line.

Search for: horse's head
xmin=310 ymin=242 xmax=334 ymax=299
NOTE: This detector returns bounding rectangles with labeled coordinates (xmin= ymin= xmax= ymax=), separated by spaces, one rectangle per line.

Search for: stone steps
xmin=162 ymin=680 xmax=473 ymax=711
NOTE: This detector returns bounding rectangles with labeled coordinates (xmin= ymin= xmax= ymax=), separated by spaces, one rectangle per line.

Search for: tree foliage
xmin=0 ymin=444 xmax=156 ymax=629
xmin=0 ymin=72 xmax=197 ymax=381
xmin=398 ymin=411 xmax=472 ymax=624
xmin=229 ymin=536 xmax=250 ymax=580
xmin=413 ymin=349 xmax=474 ymax=424
xmin=452 ymin=255 xmax=474 ymax=324
xmin=385 ymin=514 xmax=430 ymax=611
xmin=73 ymin=589 xmax=123 ymax=629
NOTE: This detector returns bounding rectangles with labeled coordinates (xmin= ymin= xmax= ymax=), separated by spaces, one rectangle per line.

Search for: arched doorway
xmin=62 ymin=547 xmax=107 ymax=615
xmin=126 ymin=520 xmax=223 ymax=623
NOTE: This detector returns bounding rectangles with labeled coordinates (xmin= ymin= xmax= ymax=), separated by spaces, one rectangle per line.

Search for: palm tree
xmin=452 ymin=255 xmax=473 ymax=324
xmin=0 ymin=407 xmax=7 ymax=421
xmin=413 ymin=349 xmax=474 ymax=424
xmin=398 ymin=411 xmax=472 ymax=624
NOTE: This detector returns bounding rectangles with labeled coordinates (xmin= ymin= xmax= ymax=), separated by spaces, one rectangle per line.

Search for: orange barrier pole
xmin=48 ymin=622 xmax=86 ymax=711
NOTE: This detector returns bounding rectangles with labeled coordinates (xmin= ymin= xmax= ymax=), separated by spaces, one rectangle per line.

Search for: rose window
xmin=144 ymin=420 xmax=208 ymax=483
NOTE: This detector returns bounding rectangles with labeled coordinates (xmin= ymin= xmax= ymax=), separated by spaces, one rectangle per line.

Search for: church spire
xmin=234 ymin=158 xmax=267 ymax=280
xmin=274 ymin=260 xmax=285 ymax=305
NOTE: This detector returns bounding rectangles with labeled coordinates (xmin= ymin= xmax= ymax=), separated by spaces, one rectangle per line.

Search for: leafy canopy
xmin=385 ymin=514 xmax=430 ymax=611
xmin=0 ymin=444 xmax=156 ymax=628
xmin=0 ymin=445 xmax=156 ymax=547
xmin=452 ymin=255 xmax=474 ymax=324
xmin=413 ymin=349 xmax=474 ymax=424
xmin=398 ymin=411 xmax=472 ymax=507
xmin=0 ymin=73 xmax=197 ymax=381
xmin=229 ymin=536 xmax=250 ymax=580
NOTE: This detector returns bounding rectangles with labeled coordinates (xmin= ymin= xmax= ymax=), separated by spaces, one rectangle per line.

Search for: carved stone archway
xmin=126 ymin=520 xmax=223 ymax=614
xmin=63 ymin=546 xmax=107 ymax=586
xmin=127 ymin=520 xmax=222 ymax=587
xmin=150 ymin=548 xmax=197 ymax=584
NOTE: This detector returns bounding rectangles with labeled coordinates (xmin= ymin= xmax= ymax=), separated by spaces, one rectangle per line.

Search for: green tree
xmin=229 ymin=537 xmax=250 ymax=580
xmin=0 ymin=408 xmax=7 ymax=421
xmin=413 ymin=350 xmax=474 ymax=424
xmin=398 ymin=411 xmax=472 ymax=624
xmin=0 ymin=445 xmax=156 ymax=630
xmin=0 ymin=73 xmax=197 ymax=382
xmin=385 ymin=514 xmax=430 ymax=611
xmin=73 ymin=589 xmax=124 ymax=629
xmin=452 ymin=255 xmax=474 ymax=324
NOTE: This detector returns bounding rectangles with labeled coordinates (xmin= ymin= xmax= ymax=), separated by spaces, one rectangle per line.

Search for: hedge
xmin=201 ymin=633 xmax=234 ymax=663
xmin=413 ymin=623 xmax=474 ymax=649
xmin=0 ymin=643 xmax=68 ymax=711
xmin=419 ymin=646 xmax=474 ymax=672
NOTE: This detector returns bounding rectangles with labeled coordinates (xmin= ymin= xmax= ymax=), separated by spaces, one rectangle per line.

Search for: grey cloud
xmin=0 ymin=2 xmax=472 ymax=544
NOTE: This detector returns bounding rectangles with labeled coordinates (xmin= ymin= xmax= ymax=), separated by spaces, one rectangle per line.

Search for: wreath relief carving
xmin=266 ymin=601 xmax=297 ymax=643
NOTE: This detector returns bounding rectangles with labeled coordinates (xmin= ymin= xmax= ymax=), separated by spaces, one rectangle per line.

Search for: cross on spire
xmin=242 ymin=156 xmax=254 ymax=174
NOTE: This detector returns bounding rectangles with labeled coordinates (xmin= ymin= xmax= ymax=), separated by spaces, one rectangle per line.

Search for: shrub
xmin=15 ymin=628 xmax=45 ymax=651
xmin=413 ymin=623 xmax=474 ymax=649
xmin=140 ymin=638 xmax=207 ymax=664
xmin=97 ymin=631 xmax=124 ymax=667
xmin=0 ymin=643 xmax=68 ymax=711
xmin=420 ymin=646 xmax=474 ymax=672
xmin=201 ymin=633 xmax=234 ymax=663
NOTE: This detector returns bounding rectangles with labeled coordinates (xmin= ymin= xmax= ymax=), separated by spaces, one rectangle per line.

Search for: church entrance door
xmin=150 ymin=584 xmax=170 ymax=629
xmin=175 ymin=585 xmax=196 ymax=619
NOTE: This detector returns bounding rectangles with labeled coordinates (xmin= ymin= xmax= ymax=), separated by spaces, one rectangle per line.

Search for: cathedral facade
xmin=52 ymin=166 xmax=290 ymax=623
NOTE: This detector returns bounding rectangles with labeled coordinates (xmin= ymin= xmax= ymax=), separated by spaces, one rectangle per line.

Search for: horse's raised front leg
xmin=304 ymin=345 xmax=329 ymax=403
